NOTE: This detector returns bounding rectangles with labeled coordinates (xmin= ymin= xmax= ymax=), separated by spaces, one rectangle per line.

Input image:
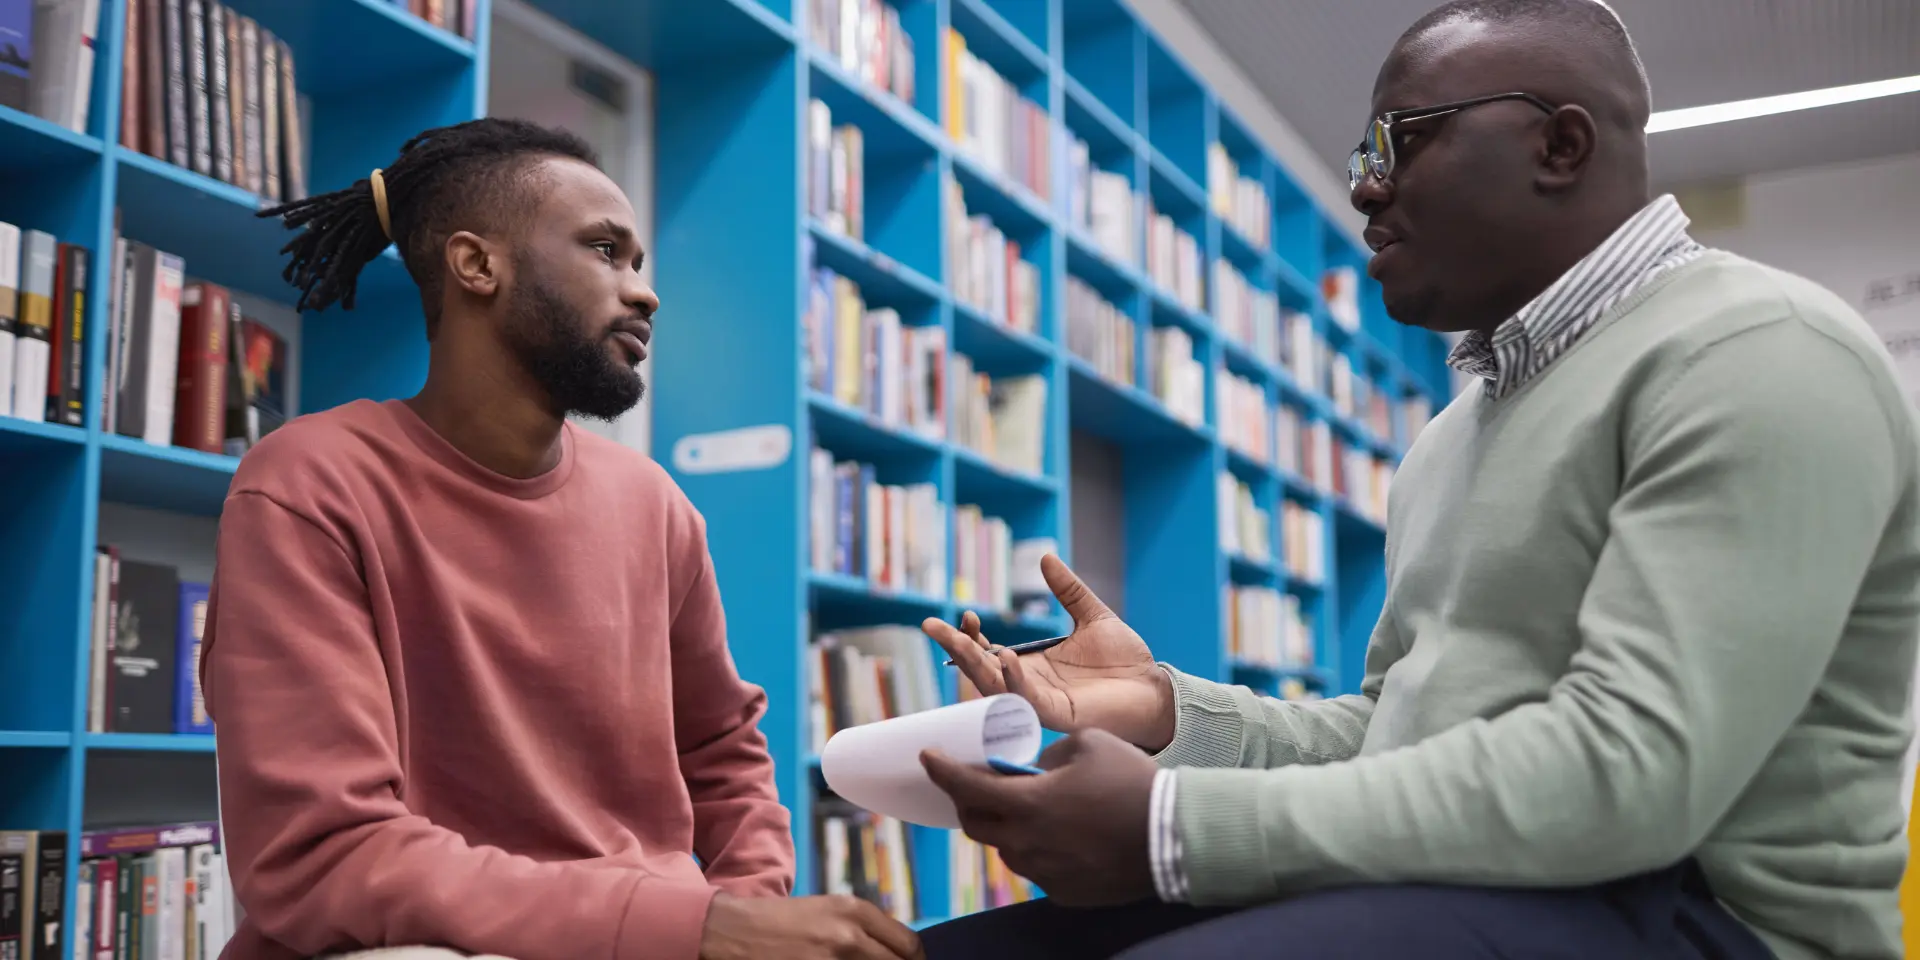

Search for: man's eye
xmin=592 ymin=241 xmax=616 ymax=258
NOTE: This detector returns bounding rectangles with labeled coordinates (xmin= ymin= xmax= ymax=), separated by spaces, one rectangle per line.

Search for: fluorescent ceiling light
xmin=1647 ymin=74 xmax=1920 ymax=133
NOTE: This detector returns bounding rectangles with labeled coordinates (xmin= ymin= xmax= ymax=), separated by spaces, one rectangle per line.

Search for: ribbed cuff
xmin=1151 ymin=666 xmax=1254 ymax=769
xmin=1147 ymin=769 xmax=1189 ymax=902
xmin=1168 ymin=767 xmax=1280 ymax=906
xmin=615 ymin=874 xmax=720 ymax=960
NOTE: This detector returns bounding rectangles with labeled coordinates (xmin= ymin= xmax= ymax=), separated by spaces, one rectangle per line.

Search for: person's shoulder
xmin=1645 ymin=250 xmax=1888 ymax=367
xmin=568 ymin=426 xmax=706 ymax=528
xmin=227 ymin=399 xmax=400 ymax=509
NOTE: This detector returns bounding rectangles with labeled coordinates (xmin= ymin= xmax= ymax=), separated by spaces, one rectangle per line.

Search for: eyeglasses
xmin=1347 ymin=92 xmax=1557 ymax=190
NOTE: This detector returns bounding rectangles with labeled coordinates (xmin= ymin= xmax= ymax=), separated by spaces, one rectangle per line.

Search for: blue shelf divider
xmin=0 ymin=0 xmax=1453 ymax=948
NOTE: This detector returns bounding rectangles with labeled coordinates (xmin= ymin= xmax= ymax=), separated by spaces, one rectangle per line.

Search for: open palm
xmin=923 ymin=555 xmax=1176 ymax=751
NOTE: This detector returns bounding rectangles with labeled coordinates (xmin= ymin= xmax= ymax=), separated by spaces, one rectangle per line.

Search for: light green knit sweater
xmin=1157 ymin=251 xmax=1920 ymax=960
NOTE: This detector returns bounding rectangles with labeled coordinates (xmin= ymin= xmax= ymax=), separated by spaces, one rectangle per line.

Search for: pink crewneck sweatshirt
xmin=202 ymin=399 xmax=793 ymax=960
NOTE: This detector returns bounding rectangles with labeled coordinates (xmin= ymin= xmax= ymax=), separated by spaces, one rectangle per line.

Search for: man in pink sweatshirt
xmin=205 ymin=118 xmax=923 ymax=960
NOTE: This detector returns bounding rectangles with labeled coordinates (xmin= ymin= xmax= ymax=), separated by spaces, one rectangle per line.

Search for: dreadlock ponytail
xmin=255 ymin=117 xmax=601 ymax=315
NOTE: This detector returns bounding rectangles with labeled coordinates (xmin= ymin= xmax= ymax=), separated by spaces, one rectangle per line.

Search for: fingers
xmin=998 ymin=646 xmax=1038 ymax=701
xmin=1039 ymin=554 xmax=1115 ymax=625
xmin=920 ymin=749 xmax=1028 ymax=814
xmin=961 ymin=610 xmax=991 ymax=650
xmin=1035 ymin=734 xmax=1077 ymax=770
xmin=920 ymin=617 xmax=1008 ymax=697
xmin=845 ymin=897 xmax=923 ymax=959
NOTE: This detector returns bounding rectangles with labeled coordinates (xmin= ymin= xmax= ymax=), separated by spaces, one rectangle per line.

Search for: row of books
xmin=814 ymin=801 xmax=919 ymax=924
xmin=0 ymin=218 xmax=289 ymax=458
xmin=1226 ymin=585 xmax=1312 ymax=669
xmin=807 ymin=98 xmax=866 ymax=242
xmin=951 ymin=510 xmax=1051 ymax=618
xmin=807 ymin=625 xmax=941 ymax=756
xmin=807 ymin=448 xmax=948 ymax=598
xmin=1146 ymin=325 xmax=1204 ymax=427
xmin=1213 ymin=260 xmax=1283 ymax=364
xmin=1280 ymin=499 xmax=1326 ymax=583
xmin=803 ymin=260 xmax=945 ymax=438
xmin=392 ymin=0 xmax=480 ymax=40
xmin=0 ymin=224 xmax=85 ymax=425
xmin=806 ymin=628 xmax=1036 ymax=921
xmin=1064 ymin=276 xmax=1134 ymax=387
xmin=805 ymin=627 xmax=932 ymax=925
xmin=1219 ymin=474 xmax=1270 ymax=563
xmin=104 ymin=236 xmax=287 ymax=455
xmin=121 ymin=0 xmax=310 ymax=206
xmin=0 ymin=0 xmax=98 ymax=134
xmin=1145 ymin=204 xmax=1204 ymax=314
xmin=1337 ymin=441 xmax=1394 ymax=525
xmin=0 ymin=821 xmax=237 ymax=960
xmin=1065 ymin=136 xmax=1137 ymax=267
xmin=1324 ymin=266 xmax=1362 ymax=334
xmin=944 ymin=28 xmax=1048 ymax=200
xmin=1207 ymin=143 xmax=1271 ymax=251
xmin=948 ymin=357 xmax=1046 ymax=477
xmin=86 ymin=549 xmax=212 ymax=736
xmin=944 ymin=176 xmax=1040 ymax=334
xmin=807 ymin=0 xmax=916 ymax=106
xmin=1217 ymin=370 xmax=1270 ymax=465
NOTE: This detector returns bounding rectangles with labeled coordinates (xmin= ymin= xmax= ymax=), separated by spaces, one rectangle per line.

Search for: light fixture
xmin=1647 ymin=74 xmax=1920 ymax=134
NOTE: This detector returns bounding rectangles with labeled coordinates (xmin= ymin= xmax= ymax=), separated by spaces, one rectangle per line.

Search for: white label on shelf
xmin=672 ymin=424 xmax=792 ymax=475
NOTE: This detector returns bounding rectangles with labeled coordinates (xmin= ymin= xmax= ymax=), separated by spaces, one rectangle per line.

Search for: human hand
xmin=698 ymin=892 xmax=924 ymax=960
xmin=921 ymin=728 xmax=1160 ymax=907
xmin=923 ymin=554 xmax=1176 ymax=751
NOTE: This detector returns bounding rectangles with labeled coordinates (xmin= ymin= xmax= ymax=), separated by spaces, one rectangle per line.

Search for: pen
xmin=943 ymin=634 xmax=1070 ymax=666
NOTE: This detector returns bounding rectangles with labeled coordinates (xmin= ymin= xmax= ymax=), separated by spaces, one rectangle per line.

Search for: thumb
xmin=1041 ymin=554 xmax=1114 ymax=625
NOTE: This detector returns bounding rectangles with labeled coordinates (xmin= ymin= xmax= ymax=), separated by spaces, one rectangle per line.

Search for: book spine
xmin=79 ymin=824 xmax=219 ymax=861
xmin=162 ymin=0 xmax=187 ymax=168
xmin=185 ymin=0 xmax=209 ymax=176
xmin=206 ymin=3 xmax=229 ymax=184
xmin=29 ymin=833 xmax=64 ymax=960
xmin=59 ymin=244 xmax=87 ymax=426
xmin=120 ymin=0 xmax=142 ymax=150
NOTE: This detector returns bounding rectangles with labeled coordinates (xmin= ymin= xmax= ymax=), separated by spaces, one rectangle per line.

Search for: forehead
xmin=528 ymin=156 xmax=637 ymax=231
xmin=1372 ymin=19 xmax=1529 ymax=115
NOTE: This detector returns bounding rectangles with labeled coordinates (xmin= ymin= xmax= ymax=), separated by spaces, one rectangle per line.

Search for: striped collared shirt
xmin=1448 ymin=194 xmax=1706 ymax=399
xmin=1146 ymin=195 xmax=1707 ymax=905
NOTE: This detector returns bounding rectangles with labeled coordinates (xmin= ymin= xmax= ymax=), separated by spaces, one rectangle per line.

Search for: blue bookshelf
xmin=0 ymin=0 xmax=1454 ymax=951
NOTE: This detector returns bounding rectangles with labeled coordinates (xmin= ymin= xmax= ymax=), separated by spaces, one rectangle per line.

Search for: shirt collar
xmin=1446 ymin=194 xmax=1697 ymax=392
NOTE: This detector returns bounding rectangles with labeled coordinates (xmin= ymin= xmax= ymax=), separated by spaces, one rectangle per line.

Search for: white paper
xmin=819 ymin=693 xmax=1044 ymax=828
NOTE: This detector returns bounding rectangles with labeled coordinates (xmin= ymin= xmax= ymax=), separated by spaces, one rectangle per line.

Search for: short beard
xmin=502 ymin=271 xmax=645 ymax=422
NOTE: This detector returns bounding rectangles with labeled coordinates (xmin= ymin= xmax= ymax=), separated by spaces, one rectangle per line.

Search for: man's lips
xmin=613 ymin=330 xmax=647 ymax=363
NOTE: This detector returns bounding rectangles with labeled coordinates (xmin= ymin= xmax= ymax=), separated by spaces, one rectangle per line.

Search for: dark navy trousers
xmin=918 ymin=860 xmax=1775 ymax=960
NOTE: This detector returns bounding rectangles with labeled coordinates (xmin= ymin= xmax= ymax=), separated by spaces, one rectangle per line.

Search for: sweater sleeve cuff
xmin=615 ymin=875 xmax=719 ymax=960
xmin=1169 ymin=767 xmax=1283 ymax=906
xmin=1147 ymin=769 xmax=1190 ymax=902
xmin=1151 ymin=665 xmax=1255 ymax=769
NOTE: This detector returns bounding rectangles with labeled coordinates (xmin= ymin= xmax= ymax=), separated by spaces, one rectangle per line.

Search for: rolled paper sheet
xmin=819 ymin=693 xmax=1044 ymax=828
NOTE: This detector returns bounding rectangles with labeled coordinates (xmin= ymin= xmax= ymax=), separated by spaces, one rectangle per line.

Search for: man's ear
xmin=445 ymin=230 xmax=502 ymax=299
xmin=1535 ymin=105 xmax=1598 ymax=192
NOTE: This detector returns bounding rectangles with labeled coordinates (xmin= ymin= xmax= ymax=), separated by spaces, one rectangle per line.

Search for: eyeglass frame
xmin=1347 ymin=92 xmax=1558 ymax=191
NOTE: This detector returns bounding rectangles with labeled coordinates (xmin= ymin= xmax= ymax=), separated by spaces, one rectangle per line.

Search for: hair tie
xmin=369 ymin=168 xmax=392 ymax=240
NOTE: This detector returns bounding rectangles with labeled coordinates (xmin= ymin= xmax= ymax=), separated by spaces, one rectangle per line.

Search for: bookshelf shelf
xmin=0 ymin=0 xmax=1456 ymax=943
xmin=949 ymin=0 xmax=1049 ymax=87
xmin=83 ymin=733 xmax=218 ymax=754
xmin=0 ymin=106 xmax=106 ymax=168
xmin=0 ymin=732 xmax=73 ymax=750
xmin=97 ymin=435 xmax=241 ymax=517
xmin=221 ymin=0 xmax=477 ymax=92
xmin=0 ymin=417 xmax=88 ymax=450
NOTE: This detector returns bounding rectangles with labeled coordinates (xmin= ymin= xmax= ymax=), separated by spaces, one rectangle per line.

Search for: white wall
xmin=1684 ymin=151 xmax=1920 ymax=813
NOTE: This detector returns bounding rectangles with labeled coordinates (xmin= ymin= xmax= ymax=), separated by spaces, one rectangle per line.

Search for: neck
xmin=406 ymin=316 xmax=566 ymax=480
xmin=1472 ymin=191 xmax=1651 ymax=334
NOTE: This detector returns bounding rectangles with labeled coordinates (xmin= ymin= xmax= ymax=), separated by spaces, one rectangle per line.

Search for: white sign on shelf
xmin=671 ymin=423 xmax=792 ymax=475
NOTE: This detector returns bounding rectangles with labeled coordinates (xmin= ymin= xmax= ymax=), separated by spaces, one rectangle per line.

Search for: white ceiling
xmin=1174 ymin=0 xmax=1920 ymax=190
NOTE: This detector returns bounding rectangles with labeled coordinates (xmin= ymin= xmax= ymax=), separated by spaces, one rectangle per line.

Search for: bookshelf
xmin=0 ymin=0 xmax=1454 ymax=953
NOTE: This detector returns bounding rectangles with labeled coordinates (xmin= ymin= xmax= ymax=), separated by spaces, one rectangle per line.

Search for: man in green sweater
xmin=916 ymin=2 xmax=1920 ymax=959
